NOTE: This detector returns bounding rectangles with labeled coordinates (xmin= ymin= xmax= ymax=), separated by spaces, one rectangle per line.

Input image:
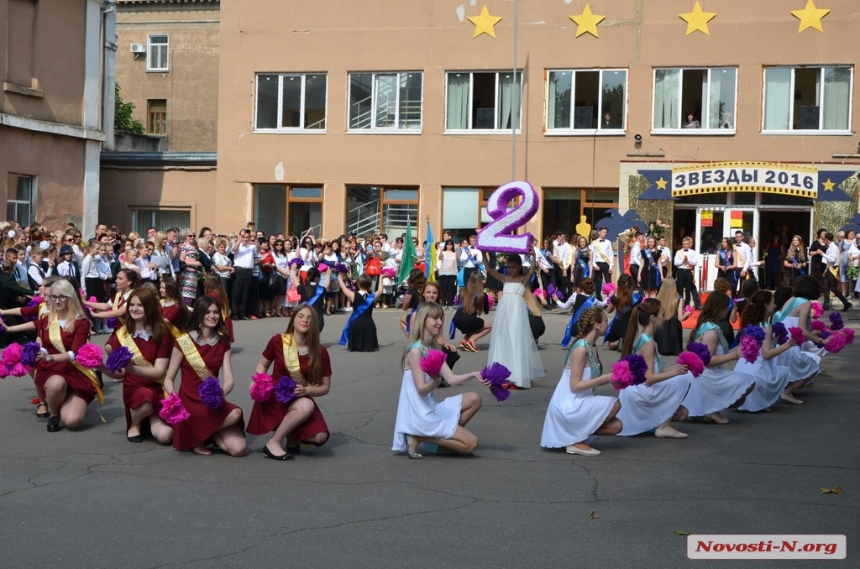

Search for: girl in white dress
xmin=392 ymin=302 xmax=488 ymax=459
xmin=735 ymin=290 xmax=797 ymax=411
xmin=541 ymin=307 xmax=622 ymax=456
xmin=683 ymin=291 xmax=756 ymax=424
xmin=483 ymin=252 xmax=544 ymax=389
xmin=617 ymin=299 xmax=691 ymax=439
xmin=772 ymin=276 xmax=824 ymax=403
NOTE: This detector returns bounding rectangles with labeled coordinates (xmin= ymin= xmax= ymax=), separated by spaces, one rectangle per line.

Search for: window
xmin=346 ymin=186 xmax=418 ymax=236
xmin=255 ymin=73 xmax=327 ymax=131
xmin=147 ymin=99 xmax=167 ymax=134
xmin=131 ymin=208 xmax=190 ymax=234
xmin=446 ymin=71 xmax=522 ymax=131
xmin=652 ymin=68 xmax=737 ymax=132
xmin=763 ymin=66 xmax=852 ymax=132
xmin=7 ymin=0 xmax=36 ymax=87
xmin=6 ymin=174 xmax=34 ymax=226
xmin=147 ymin=35 xmax=169 ymax=72
xmin=541 ymin=188 xmax=618 ymax=237
xmin=348 ymin=72 xmax=422 ymax=131
xmin=254 ymin=185 xmax=323 ymax=237
xmin=547 ymin=69 xmax=627 ymax=132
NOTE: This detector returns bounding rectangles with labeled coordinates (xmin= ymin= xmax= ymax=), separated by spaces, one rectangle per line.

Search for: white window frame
xmin=545 ymin=68 xmax=628 ymax=136
xmin=762 ymin=66 xmax=854 ymax=135
xmin=254 ymin=73 xmax=328 ymax=133
xmin=6 ymin=174 xmax=36 ymax=227
xmin=444 ymin=70 xmax=523 ymax=134
xmin=346 ymin=71 xmax=423 ymax=133
xmin=146 ymin=34 xmax=169 ymax=72
xmin=130 ymin=207 xmax=191 ymax=235
xmin=651 ymin=67 xmax=738 ymax=135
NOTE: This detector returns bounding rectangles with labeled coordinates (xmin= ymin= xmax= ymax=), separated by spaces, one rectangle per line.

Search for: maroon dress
xmin=161 ymin=302 xmax=183 ymax=331
xmin=34 ymin=317 xmax=98 ymax=403
xmin=247 ymin=335 xmax=331 ymax=444
xmin=171 ymin=334 xmax=245 ymax=450
xmin=106 ymin=329 xmax=174 ymax=430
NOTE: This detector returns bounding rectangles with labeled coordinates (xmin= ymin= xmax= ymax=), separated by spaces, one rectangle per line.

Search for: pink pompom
xmin=9 ymin=362 xmax=29 ymax=377
xmin=2 ymin=343 xmax=23 ymax=365
xmin=602 ymin=283 xmax=617 ymax=296
xmin=76 ymin=343 xmax=104 ymax=368
xmin=533 ymin=288 xmax=546 ymax=300
xmin=788 ymin=327 xmax=805 ymax=345
xmin=740 ymin=335 xmax=760 ymax=363
xmin=487 ymin=294 xmax=495 ymax=309
xmin=158 ymin=393 xmax=190 ymax=426
xmin=684 ymin=305 xmax=694 ymax=314
xmin=0 ymin=361 xmax=10 ymax=378
xmin=249 ymin=372 xmax=275 ymax=402
xmin=677 ymin=351 xmax=705 ymax=378
xmin=611 ymin=360 xmax=634 ymax=390
xmin=419 ymin=349 xmax=447 ymax=377
xmin=88 ymin=296 xmax=98 ymax=303
xmin=811 ymin=301 xmax=823 ymax=319
xmin=841 ymin=328 xmax=855 ymax=344
xmin=823 ymin=331 xmax=847 ymax=354
xmin=811 ymin=320 xmax=826 ymax=332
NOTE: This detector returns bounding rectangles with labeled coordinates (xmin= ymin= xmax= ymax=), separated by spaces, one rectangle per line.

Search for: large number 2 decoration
xmin=476 ymin=181 xmax=540 ymax=254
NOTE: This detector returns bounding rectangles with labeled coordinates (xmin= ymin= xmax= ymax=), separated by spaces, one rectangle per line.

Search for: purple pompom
xmin=21 ymin=342 xmax=41 ymax=368
xmin=334 ymin=263 xmax=349 ymax=274
xmin=828 ymin=311 xmax=844 ymax=331
xmin=105 ymin=317 xmax=119 ymax=331
xmin=686 ymin=341 xmax=712 ymax=367
xmin=546 ymin=283 xmax=565 ymax=301
xmin=287 ymin=257 xmax=304 ymax=269
xmin=275 ymin=375 xmax=298 ymax=405
xmin=480 ymin=362 xmax=512 ymax=402
xmin=198 ymin=376 xmax=224 ymax=410
xmin=105 ymin=346 xmax=133 ymax=373
xmin=771 ymin=322 xmax=789 ymax=345
xmin=742 ymin=325 xmax=766 ymax=347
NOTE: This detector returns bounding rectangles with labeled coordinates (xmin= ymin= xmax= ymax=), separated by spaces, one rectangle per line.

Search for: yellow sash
xmin=593 ymin=240 xmax=610 ymax=264
xmin=116 ymin=326 xmax=154 ymax=368
xmin=38 ymin=302 xmax=49 ymax=317
xmin=112 ymin=292 xmax=124 ymax=311
xmin=175 ymin=333 xmax=215 ymax=380
xmin=281 ymin=333 xmax=307 ymax=386
xmin=47 ymin=317 xmax=104 ymax=405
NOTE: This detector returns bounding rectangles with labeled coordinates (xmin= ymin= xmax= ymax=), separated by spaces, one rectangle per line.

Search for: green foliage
xmin=114 ymin=83 xmax=144 ymax=134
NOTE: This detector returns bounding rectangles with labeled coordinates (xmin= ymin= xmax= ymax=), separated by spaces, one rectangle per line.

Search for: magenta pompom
xmin=841 ymin=328 xmax=855 ymax=344
xmin=3 ymin=343 xmax=23 ymax=365
xmin=742 ymin=325 xmax=765 ymax=347
xmin=740 ymin=335 xmax=760 ymax=363
xmin=684 ymin=305 xmax=694 ymax=314
xmin=76 ymin=343 xmax=104 ymax=368
xmin=677 ymin=351 xmax=705 ymax=378
xmin=21 ymin=342 xmax=41 ymax=368
xmin=487 ymin=294 xmax=495 ymax=309
xmin=611 ymin=354 xmax=647 ymax=390
xmin=533 ymin=288 xmax=547 ymax=300
xmin=0 ymin=361 xmax=10 ymax=378
xmin=788 ymin=326 xmax=805 ymax=345
xmin=158 ymin=393 xmax=190 ymax=426
xmin=811 ymin=301 xmax=823 ymax=319
xmin=685 ymin=342 xmax=712 ymax=367
xmin=198 ymin=376 xmax=225 ymax=409
xmin=601 ymin=282 xmax=616 ymax=297
xmin=317 ymin=263 xmax=329 ymax=271
xmin=380 ymin=267 xmax=396 ymax=279
xmin=479 ymin=362 xmax=512 ymax=402
xmin=8 ymin=362 xmax=29 ymax=377
xmin=810 ymin=320 xmax=826 ymax=332
xmin=249 ymin=372 xmax=275 ymax=402
xmin=419 ymin=349 xmax=447 ymax=377
xmin=823 ymin=331 xmax=847 ymax=353
xmin=275 ymin=375 xmax=298 ymax=405
xmin=105 ymin=346 xmax=133 ymax=373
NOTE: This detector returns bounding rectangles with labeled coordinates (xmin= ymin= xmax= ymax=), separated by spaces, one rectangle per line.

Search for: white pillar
xmin=82 ymin=0 xmax=105 ymax=237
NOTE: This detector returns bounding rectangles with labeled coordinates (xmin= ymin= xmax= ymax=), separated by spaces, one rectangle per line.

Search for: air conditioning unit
xmin=130 ymin=43 xmax=146 ymax=53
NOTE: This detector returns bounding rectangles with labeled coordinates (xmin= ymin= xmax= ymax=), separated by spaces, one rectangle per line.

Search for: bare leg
xmin=266 ymin=398 xmax=314 ymax=457
xmin=573 ymin=401 xmax=622 ymax=450
xmin=211 ymin=424 xmax=246 ymax=456
xmin=59 ymin=395 xmax=89 ymax=429
xmin=148 ymin=414 xmax=174 ymax=444
xmin=45 ymin=375 xmax=68 ymax=419
xmin=729 ymin=382 xmax=756 ymax=409
xmin=412 ymin=426 xmax=478 ymax=455
xmin=471 ymin=326 xmax=492 ymax=343
xmin=128 ymin=402 xmax=154 ymax=437
xmin=218 ymin=407 xmax=243 ymax=429
xmin=458 ymin=392 xmax=482 ymax=427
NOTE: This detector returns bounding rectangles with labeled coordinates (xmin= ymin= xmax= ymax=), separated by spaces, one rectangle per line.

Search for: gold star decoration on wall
xmin=791 ymin=0 xmax=830 ymax=33
xmin=679 ymin=1 xmax=716 ymax=36
xmin=656 ymin=177 xmax=669 ymax=190
xmin=570 ymin=4 xmax=605 ymax=38
xmin=822 ymin=178 xmax=836 ymax=191
xmin=468 ymin=5 xmax=502 ymax=38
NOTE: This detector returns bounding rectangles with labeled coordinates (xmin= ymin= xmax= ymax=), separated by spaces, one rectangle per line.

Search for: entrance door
xmin=694 ymin=207 xmax=758 ymax=291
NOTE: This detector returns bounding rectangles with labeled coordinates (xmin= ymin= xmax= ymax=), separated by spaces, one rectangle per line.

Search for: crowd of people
xmin=0 ymin=217 xmax=849 ymax=460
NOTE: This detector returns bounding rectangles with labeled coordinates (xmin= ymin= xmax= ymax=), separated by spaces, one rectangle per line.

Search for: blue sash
xmin=647 ymin=250 xmax=662 ymax=288
xmin=448 ymin=318 xmax=457 ymax=340
xmin=561 ymin=296 xmax=595 ymax=347
xmin=308 ymin=284 xmax=325 ymax=308
xmin=577 ymin=257 xmax=590 ymax=278
xmin=339 ymin=292 xmax=375 ymax=346
xmin=773 ymin=297 xmax=807 ymax=324
xmin=404 ymin=307 xmax=418 ymax=334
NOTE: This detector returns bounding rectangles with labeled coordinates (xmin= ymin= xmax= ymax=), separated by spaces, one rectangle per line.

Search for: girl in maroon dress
xmin=248 ymin=303 xmax=331 ymax=460
xmin=34 ymin=280 xmax=101 ymax=432
xmin=104 ymin=288 xmax=174 ymax=444
xmin=159 ymin=276 xmax=190 ymax=336
xmin=85 ymin=268 xmax=142 ymax=322
xmin=164 ymin=296 xmax=246 ymax=456
xmin=203 ymin=273 xmax=234 ymax=343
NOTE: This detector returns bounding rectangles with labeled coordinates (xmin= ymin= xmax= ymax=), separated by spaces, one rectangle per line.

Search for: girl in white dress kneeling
xmin=392 ymin=302 xmax=489 ymax=459
xmin=617 ymin=299 xmax=691 ymax=439
xmin=541 ymin=307 xmax=622 ymax=456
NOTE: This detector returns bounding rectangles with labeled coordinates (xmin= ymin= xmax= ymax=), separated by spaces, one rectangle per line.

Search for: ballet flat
xmin=565 ymin=445 xmax=601 ymax=456
xmin=406 ymin=435 xmax=423 ymax=459
xmin=262 ymin=446 xmax=294 ymax=461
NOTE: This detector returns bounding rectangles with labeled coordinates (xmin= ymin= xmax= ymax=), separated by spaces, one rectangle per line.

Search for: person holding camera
xmin=232 ymin=225 xmax=259 ymax=320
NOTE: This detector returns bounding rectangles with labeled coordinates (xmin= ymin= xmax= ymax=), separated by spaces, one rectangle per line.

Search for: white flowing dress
xmin=618 ymin=335 xmax=691 ymax=436
xmin=773 ymin=298 xmax=822 ymax=381
xmin=735 ymin=324 xmax=794 ymax=412
xmin=392 ymin=369 xmax=462 ymax=453
xmin=682 ymin=324 xmax=757 ymax=417
xmin=541 ymin=341 xmax=617 ymax=448
xmin=487 ymin=282 xmax=544 ymax=388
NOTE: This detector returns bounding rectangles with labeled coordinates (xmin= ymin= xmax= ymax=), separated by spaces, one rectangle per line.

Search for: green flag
xmin=397 ymin=221 xmax=415 ymax=286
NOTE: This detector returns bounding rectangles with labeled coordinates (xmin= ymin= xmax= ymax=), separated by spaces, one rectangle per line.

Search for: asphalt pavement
xmin=1 ymin=306 xmax=857 ymax=568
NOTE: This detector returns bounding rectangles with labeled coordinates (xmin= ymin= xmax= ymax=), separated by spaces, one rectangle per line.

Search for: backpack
xmin=365 ymin=256 xmax=381 ymax=276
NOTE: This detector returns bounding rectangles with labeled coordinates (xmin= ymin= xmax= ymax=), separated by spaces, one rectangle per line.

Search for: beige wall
xmin=213 ymin=0 xmax=858 ymax=237
xmin=100 ymin=166 xmax=217 ymax=232
xmin=115 ymin=1 xmax=220 ymax=151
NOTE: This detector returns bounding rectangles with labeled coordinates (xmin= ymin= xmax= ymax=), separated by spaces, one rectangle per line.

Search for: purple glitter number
xmin=475 ymin=181 xmax=539 ymax=254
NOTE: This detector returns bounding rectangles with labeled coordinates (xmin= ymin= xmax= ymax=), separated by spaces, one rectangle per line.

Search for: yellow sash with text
xmin=48 ymin=317 xmax=104 ymax=406
xmin=281 ymin=333 xmax=307 ymax=386
xmin=115 ymin=326 xmax=154 ymax=369
xmin=175 ymin=333 xmax=215 ymax=380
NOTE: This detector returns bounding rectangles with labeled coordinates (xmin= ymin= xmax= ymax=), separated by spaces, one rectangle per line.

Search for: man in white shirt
xmin=628 ymin=232 xmax=644 ymax=281
xmin=733 ymin=230 xmax=754 ymax=295
xmin=231 ymin=229 xmax=258 ymax=320
xmin=458 ymin=235 xmax=482 ymax=283
xmin=658 ymin=236 xmax=672 ymax=279
xmin=823 ymin=232 xmax=852 ymax=311
xmin=553 ymin=233 xmax=572 ymax=296
xmin=674 ymin=236 xmax=702 ymax=309
xmin=590 ymin=227 xmax=613 ymax=301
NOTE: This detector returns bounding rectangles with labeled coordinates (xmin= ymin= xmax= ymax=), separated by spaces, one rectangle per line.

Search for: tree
xmin=114 ymin=83 xmax=144 ymax=133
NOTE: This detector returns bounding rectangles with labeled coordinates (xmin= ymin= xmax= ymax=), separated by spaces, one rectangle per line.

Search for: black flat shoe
xmin=262 ymin=446 xmax=294 ymax=461
xmin=286 ymin=445 xmax=301 ymax=455
xmin=127 ymin=434 xmax=143 ymax=443
xmin=46 ymin=416 xmax=62 ymax=433
xmin=36 ymin=405 xmax=50 ymax=418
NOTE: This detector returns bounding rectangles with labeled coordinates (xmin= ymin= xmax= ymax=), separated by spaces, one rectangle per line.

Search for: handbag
xmin=366 ymin=257 xmax=381 ymax=276
xmin=268 ymin=271 xmax=286 ymax=292
xmin=286 ymin=282 xmax=301 ymax=302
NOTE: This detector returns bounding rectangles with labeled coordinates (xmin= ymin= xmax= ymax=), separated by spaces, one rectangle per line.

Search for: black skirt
xmin=452 ymin=309 xmax=485 ymax=335
xmin=655 ymin=315 xmax=684 ymax=356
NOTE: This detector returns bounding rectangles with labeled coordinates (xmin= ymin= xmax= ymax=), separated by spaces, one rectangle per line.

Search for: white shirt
xmin=734 ymin=241 xmax=752 ymax=271
xmin=590 ymin=238 xmax=613 ymax=268
xmin=659 ymin=246 xmax=672 ymax=266
xmin=212 ymin=251 xmax=233 ymax=278
xmin=848 ymin=243 xmax=860 ymax=267
xmin=534 ymin=246 xmax=553 ymax=271
xmin=674 ymin=248 xmax=699 ymax=269
xmin=555 ymin=242 xmax=571 ymax=270
xmin=629 ymin=241 xmax=642 ymax=265
xmin=823 ymin=242 xmax=841 ymax=267
xmin=233 ymin=242 xmax=257 ymax=269
xmin=459 ymin=246 xmax=480 ymax=268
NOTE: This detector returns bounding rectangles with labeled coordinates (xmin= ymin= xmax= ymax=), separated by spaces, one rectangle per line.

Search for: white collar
xmin=189 ymin=330 xmax=219 ymax=346
xmin=132 ymin=328 xmax=152 ymax=341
